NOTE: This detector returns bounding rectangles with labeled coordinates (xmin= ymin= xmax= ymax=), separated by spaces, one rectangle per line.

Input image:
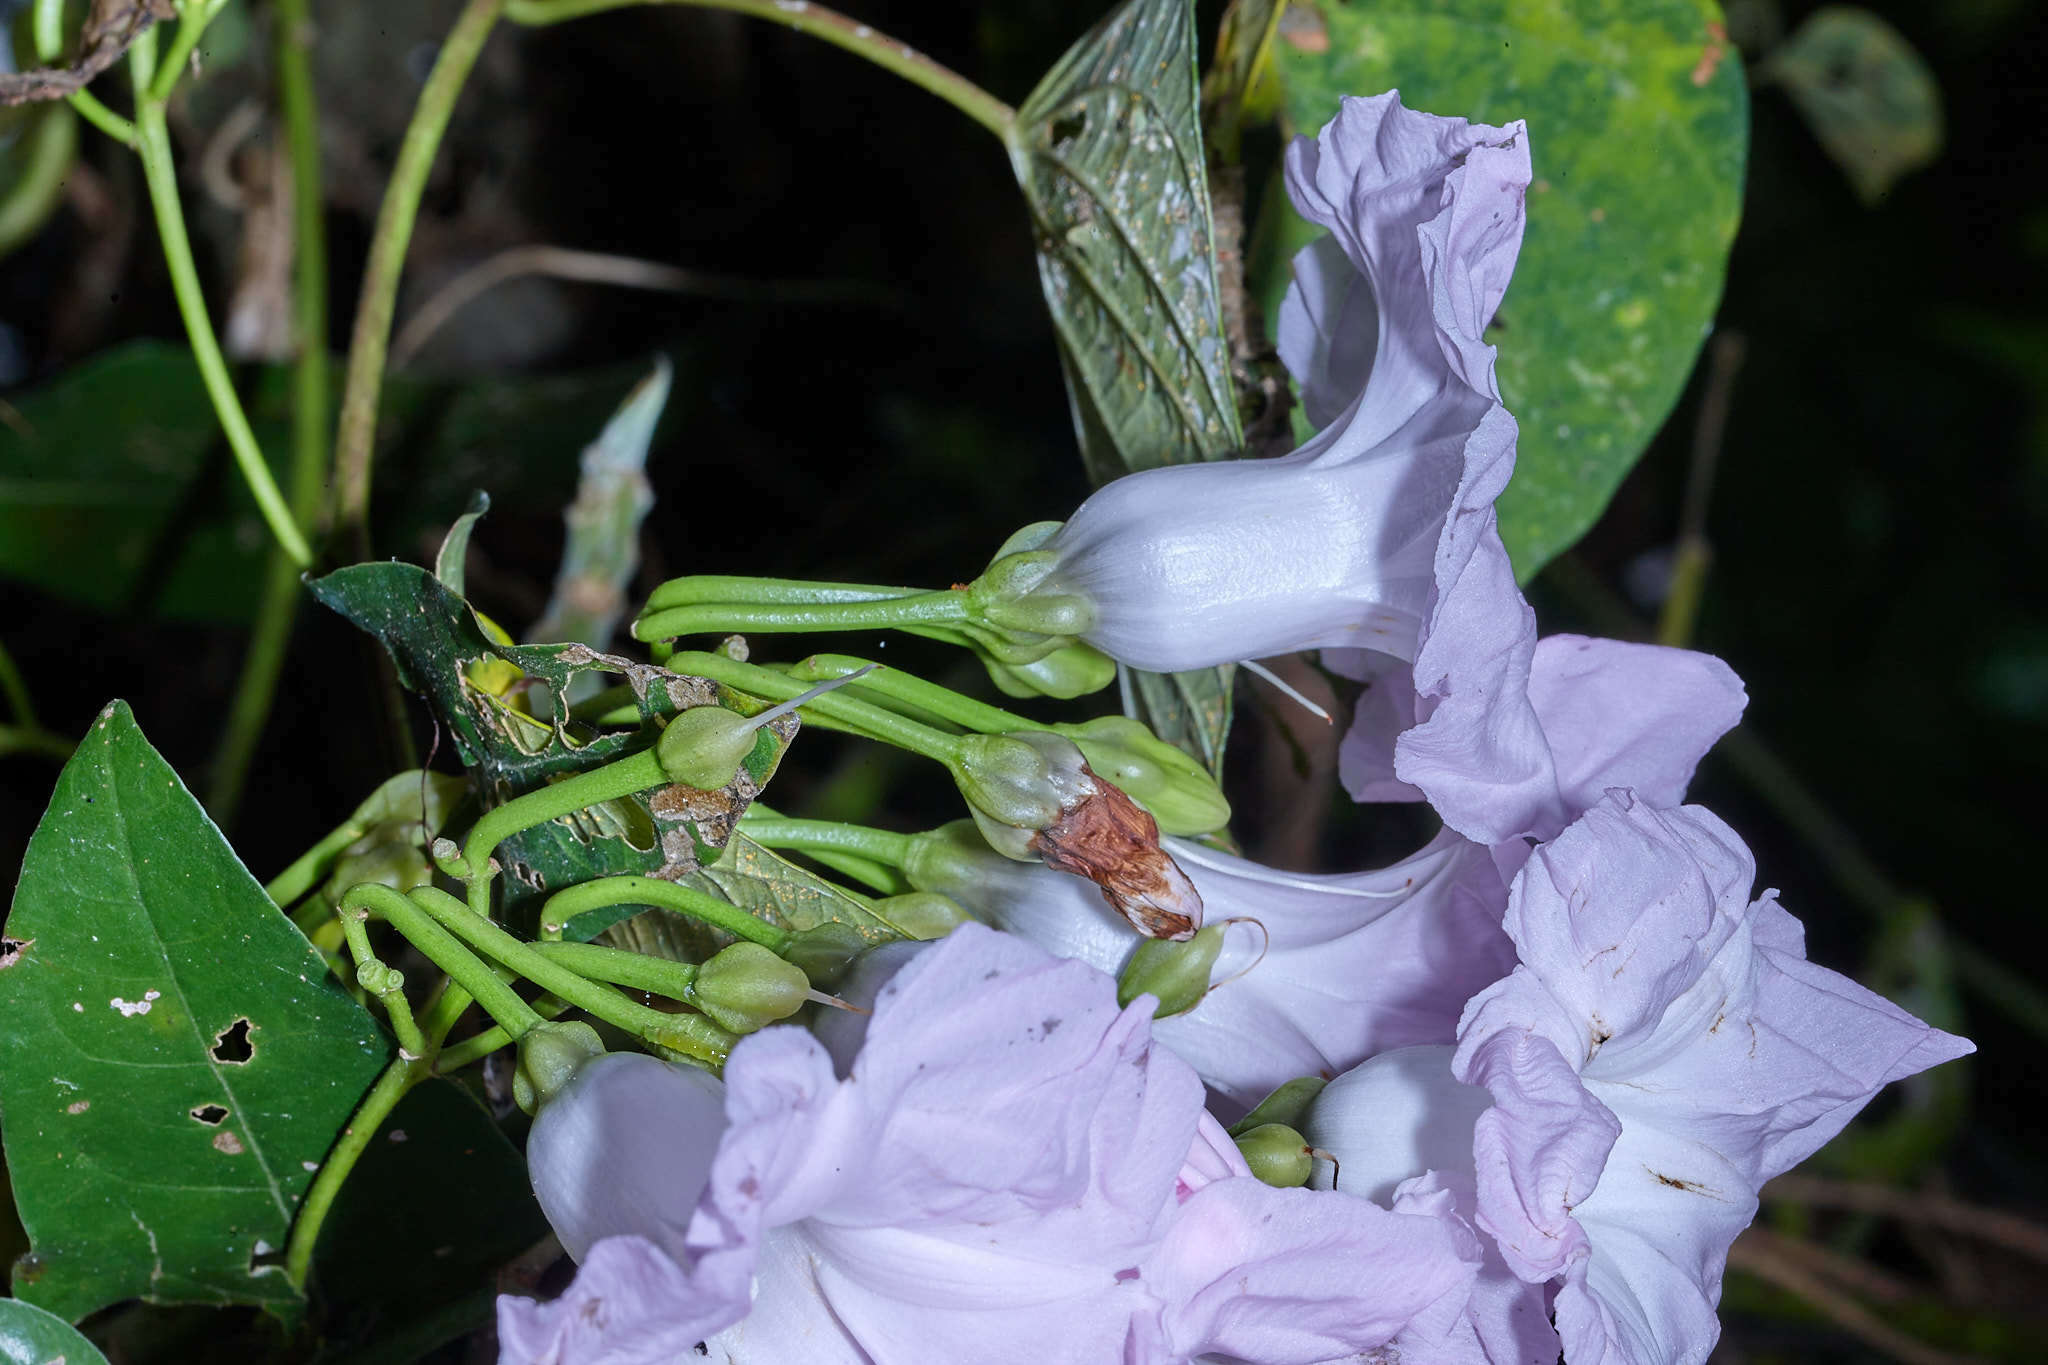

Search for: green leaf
xmin=1266 ymin=0 xmax=1749 ymax=578
xmin=1127 ymin=663 xmax=1235 ymax=779
xmin=310 ymin=562 xmax=884 ymax=945
xmin=1011 ymin=0 xmax=1242 ymax=484
xmin=0 ymin=702 xmax=389 ymax=1323
xmin=0 ymin=1297 xmax=110 ymax=1365
xmin=1762 ymin=6 xmax=1941 ymax=204
xmin=596 ymin=834 xmax=902 ymax=959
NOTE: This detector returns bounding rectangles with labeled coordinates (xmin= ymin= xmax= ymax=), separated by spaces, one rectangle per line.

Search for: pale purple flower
xmin=989 ymin=93 xmax=1530 ymax=676
xmin=1332 ymin=632 xmax=1748 ymax=847
xmin=905 ymin=822 xmax=1516 ymax=1107
xmin=1304 ymin=793 xmax=1972 ymax=1365
xmin=499 ymin=923 xmax=1477 ymax=1364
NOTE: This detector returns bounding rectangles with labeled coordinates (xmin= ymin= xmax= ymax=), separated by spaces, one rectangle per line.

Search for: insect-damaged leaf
xmin=1263 ymin=0 xmax=1748 ymax=579
xmin=0 ymin=702 xmax=389 ymax=1324
xmin=1012 ymin=0 xmax=1244 ymax=777
xmin=310 ymin=561 xmax=887 ymax=945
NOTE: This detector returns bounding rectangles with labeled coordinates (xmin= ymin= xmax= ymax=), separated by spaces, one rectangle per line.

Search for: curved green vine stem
xmin=538 ymin=874 xmax=790 ymax=950
xmin=407 ymin=886 xmax=735 ymax=1064
xmin=344 ymin=884 xmax=543 ymax=1041
xmin=206 ymin=0 xmax=334 ymax=824
xmin=285 ymin=1051 xmax=422 ymax=1290
xmin=460 ymin=746 xmax=668 ymax=914
xmin=0 ymin=637 xmax=40 ymax=730
xmin=505 ymin=0 xmax=1015 ymax=140
xmin=643 ymin=574 xmax=920 ymax=612
xmin=331 ymin=0 xmax=506 ymax=559
xmin=129 ymin=32 xmax=314 ymax=568
xmin=784 ymin=653 xmax=1026 ymax=734
xmin=634 ymin=590 xmax=970 ymax=644
xmin=738 ymin=813 xmax=919 ymax=872
xmin=0 ymin=105 xmax=76 ymax=257
xmin=31 ymin=0 xmax=136 ymax=145
xmin=0 ymin=724 xmax=75 ymax=762
xmin=147 ymin=0 xmax=234 ymax=104
xmin=433 ymin=994 xmax=571 ymax=1074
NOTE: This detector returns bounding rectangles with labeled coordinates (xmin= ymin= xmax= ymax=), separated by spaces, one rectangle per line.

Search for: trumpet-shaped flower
xmin=1333 ymin=631 xmax=1748 ymax=847
xmin=904 ymin=820 xmax=1516 ymax=1108
xmin=977 ymin=93 xmax=1530 ymax=681
xmin=498 ymin=924 xmax=1478 ymax=1365
xmin=1303 ymin=792 xmax=1972 ymax=1365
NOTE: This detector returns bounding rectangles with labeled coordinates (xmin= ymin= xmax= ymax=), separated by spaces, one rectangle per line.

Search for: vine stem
xmin=208 ymin=0 xmax=334 ymax=822
xmin=128 ymin=33 xmax=313 ymax=568
xmin=506 ymin=0 xmax=1015 ymax=140
xmin=284 ymin=1051 xmax=423 ymax=1290
xmin=331 ymin=0 xmax=506 ymax=559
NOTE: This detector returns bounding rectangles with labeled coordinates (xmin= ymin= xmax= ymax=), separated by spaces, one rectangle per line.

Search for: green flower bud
xmin=691 ymin=942 xmax=811 ymax=1034
xmin=952 ymin=731 xmax=1090 ymax=837
xmin=979 ymin=641 xmax=1118 ymax=700
xmin=1116 ymin=924 xmax=1225 ymax=1016
xmin=781 ymin=921 xmax=871 ymax=989
xmin=873 ymin=891 xmax=973 ymax=941
xmin=1057 ymin=716 xmax=1231 ymax=836
xmin=513 ymin=1020 xmax=606 ymax=1115
xmin=1234 ymin=1123 xmax=1314 ymax=1188
xmin=656 ymin=704 xmax=760 ymax=790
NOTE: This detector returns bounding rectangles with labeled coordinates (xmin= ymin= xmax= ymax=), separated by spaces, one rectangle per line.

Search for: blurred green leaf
xmin=0 ymin=104 xmax=78 ymax=260
xmin=1265 ymin=0 xmax=1749 ymax=578
xmin=0 ymin=702 xmax=389 ymax=1323
xmin=0 ymin=1297 xmax=110 ymax=1365
xmin=1127 ymin=663 xmax=1235 ymax=779
xmin=0 ymin=343 xmax=657 ymax=623
xmin=1763 ymin=6 xmax=1942 ymax=204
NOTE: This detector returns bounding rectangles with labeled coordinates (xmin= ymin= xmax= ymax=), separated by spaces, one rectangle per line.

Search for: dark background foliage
xmin=2 ymin=0 xmax=2043 ymax=1358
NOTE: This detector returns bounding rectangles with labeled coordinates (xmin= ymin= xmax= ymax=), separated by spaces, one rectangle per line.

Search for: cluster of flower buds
xmin=498 ymin=92 xmax=1970 ymax=1365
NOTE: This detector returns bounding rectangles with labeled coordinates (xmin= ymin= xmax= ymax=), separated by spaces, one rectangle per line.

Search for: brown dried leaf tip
xmin=1030 ymin=769 xmax=1203 ymax=941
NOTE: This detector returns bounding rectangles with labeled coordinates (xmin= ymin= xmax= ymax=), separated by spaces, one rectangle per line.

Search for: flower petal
xmin=498 ymin=1234 xmax=741 ymax=1365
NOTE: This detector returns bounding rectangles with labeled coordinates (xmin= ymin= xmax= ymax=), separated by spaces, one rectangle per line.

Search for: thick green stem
xmin=204 ymin=0 xmax=334 ymax=823
xmin=667 ymin=650 xmax=965 ymax=765
xmin=344 ymin=884 xmax=543 ymax=1040
xmin=505 ymin=0 xmax=1014 ymax=139
xmin=130 ymin=35 xmax=313 ymax=568
xmin=461 ymin=748 xmax=668 ymax=912
xmin=786 ymin=653 xmax=1026 ymax=734
xmin=285 ymin=1053 xmax=424 ymax=1290
xmin=634 ymin=591 xmax=970 ymax=644
xmin=532 ymin=940 xmax=702 ymax=999
xmin=0 ymin=105 xmax=76 ymax=257
xmin=408 ymin=887 xmax=733 ymax=1064
xmin=539 ymin=874 xmax=789 ymax=950
xmin=266 ymin=819 xmax=374 ymax=909
xmin=738 ymin=814 xmax=918 ymax=871
xmin=331 ymin=0 xmax=506 ymax=558
xmin=643 ymin=574 xmax=919 ymax=612
xmin=32 ymin=0 xmax=137 ymax=145
xmin=434 ymin=994 xmax=570 ymax=1073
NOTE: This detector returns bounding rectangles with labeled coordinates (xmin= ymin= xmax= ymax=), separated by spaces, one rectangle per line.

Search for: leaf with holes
xmin=312 ymin=561 xmax=882 ymax=945
xmin=1011 ymin=0 xmax=1246 ymax=778
xmin=0 ymin=702 xmax=390 ymax=1323
xmin=1262 ymin=0 xmax=1748 ymax=578
xmin=1011 ymin=0 xmax=1242 ymax=485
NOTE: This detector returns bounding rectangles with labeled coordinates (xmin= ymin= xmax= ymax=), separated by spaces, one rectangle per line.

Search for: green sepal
xmin=1226 ymin=1075 xmax=1329 ymax=1139
xmin=872 ymin=892 xmax=973 ymax=941
xmin=980 ymin=640 xmax=1118 ymax=700
xmin=513 ymin=1020 xmax=606 ymax=1114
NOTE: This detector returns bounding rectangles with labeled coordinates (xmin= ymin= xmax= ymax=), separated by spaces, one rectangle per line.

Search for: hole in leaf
xmin=249 ymin=1242 xmax=285 ymax=1274
xmin=211 ymin=1018 xmax=254 ymax=1064
xmin=190 ymin=1103 xmax=228 ymax=1125
xmin=0 ymin=936 xmax=29 ymax=969
xmin=1050 ymin=111 xmax=1087 ymax=144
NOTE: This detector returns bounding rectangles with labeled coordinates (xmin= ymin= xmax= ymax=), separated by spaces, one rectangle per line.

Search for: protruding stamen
xmin=1240 ymin=658 xmax=1333 ymax=724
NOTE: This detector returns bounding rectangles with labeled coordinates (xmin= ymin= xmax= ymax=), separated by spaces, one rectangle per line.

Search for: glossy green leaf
xmin=0 ymin=702 xmax=389 ymax=1323
xmin=1763 ymin=6 xmax=1941 ymax=204
xmin=1266 ymin=0 xmax=1748 ymax=577
xmin=0 ymin=1297 xmax=110 ymax=1365
xmin=311 ymin=562 xmax=883 ymax=946
xmin=1011 ymin=0 xmax=1242 ymax=485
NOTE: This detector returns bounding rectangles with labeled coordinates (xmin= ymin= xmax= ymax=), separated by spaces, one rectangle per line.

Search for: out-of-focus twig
xmin=1657 ymin=329 xmax=1744 ymax=647
xmin=389 ymin=245 xmax=884 ymax=370
xmin=1765 ymin=1174 xmax=2048 ymax=1265
xmin=1728 ymin=1226 xmax=1984 ymax=1365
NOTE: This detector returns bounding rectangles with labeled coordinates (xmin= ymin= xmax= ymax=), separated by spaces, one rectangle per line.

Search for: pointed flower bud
xmin=513 ymin=1020 xmax=607 ymax=1114
xmin=691 ymin=941 xmax=810 ymax=1034
xmin=655 ymin=703 xmax=762 ymax=791
xmin=1057 ymin=715 xmax=1230 ymax=835
xmin=1117 ymin=924 xmax=1224 ymax=1016
xmin=1233 ymin=1123 xmax=1314 ymax=1189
